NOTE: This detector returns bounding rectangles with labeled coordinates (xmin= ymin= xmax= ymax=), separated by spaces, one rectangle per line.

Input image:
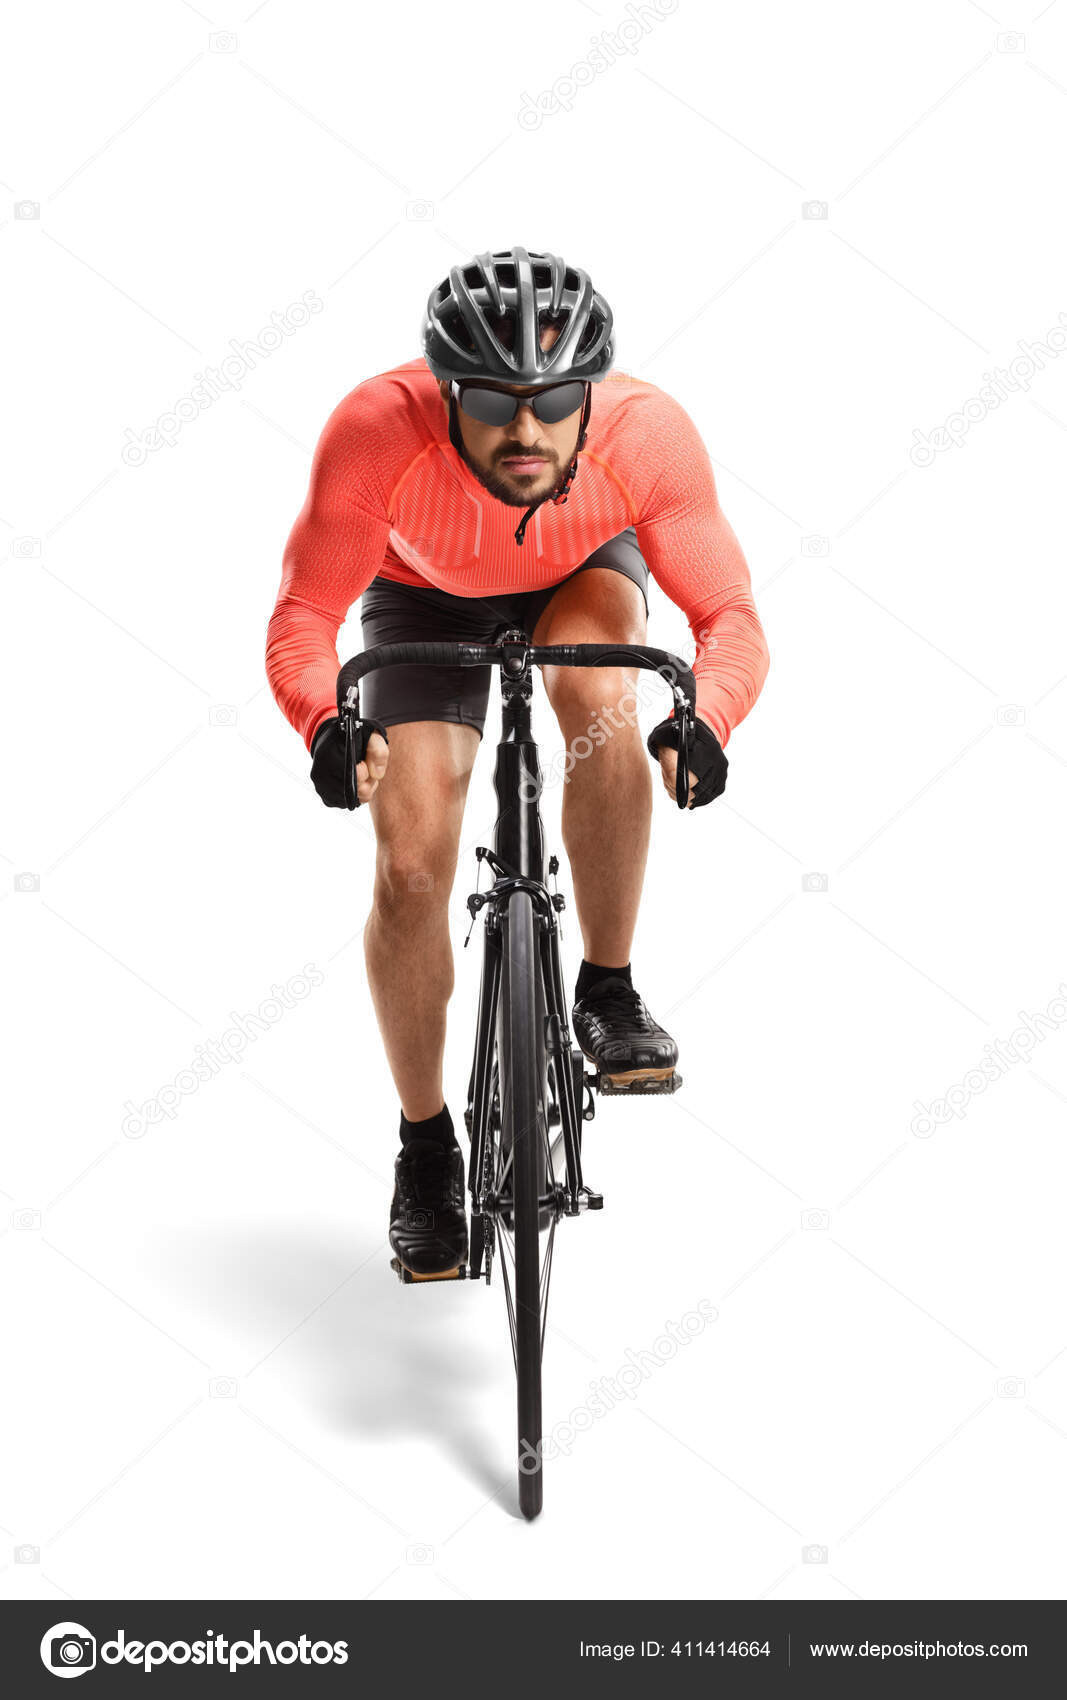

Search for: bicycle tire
xmin=498 ymin=890 xmax=547 ymax=1520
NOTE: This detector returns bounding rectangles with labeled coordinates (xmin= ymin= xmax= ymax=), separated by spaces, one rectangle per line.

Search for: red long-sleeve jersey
xmin=267 ymin=359 xmax=769 ymax=751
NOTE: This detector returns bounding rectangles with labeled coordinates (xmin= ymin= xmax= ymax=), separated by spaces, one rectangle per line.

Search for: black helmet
xmin=422 ymin=245 xmax=614 ymax=385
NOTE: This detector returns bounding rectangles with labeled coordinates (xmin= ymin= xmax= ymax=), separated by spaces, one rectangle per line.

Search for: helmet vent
xmin=576 ymin=317 xmax=598 ymax=353
xmin=449 ymin=312 xmax=477 ymax=354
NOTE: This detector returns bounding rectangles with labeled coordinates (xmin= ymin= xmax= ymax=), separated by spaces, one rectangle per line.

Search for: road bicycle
xmin=335 ymin=629 xmax=697 ymax=1518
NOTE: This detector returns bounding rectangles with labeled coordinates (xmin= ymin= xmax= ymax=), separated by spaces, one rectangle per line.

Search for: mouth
xmin=499 ymin=455 xmax=550 ymax=475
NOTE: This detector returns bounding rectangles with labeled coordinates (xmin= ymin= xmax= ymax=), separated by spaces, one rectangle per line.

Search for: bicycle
xmin=335 ymin=628 xmax=698 ymax=1519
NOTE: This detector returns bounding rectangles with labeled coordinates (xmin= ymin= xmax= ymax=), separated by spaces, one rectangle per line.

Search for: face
xmin=437 ymin=325 xmax=585 ymax=508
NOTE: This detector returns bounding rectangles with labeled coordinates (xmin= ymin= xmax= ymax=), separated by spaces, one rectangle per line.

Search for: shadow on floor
xmin=150 ymin=1221 xmax=520 ymax=1512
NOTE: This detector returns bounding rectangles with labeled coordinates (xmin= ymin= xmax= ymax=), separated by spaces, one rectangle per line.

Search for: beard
xmin=460 ymin=439 xmax=564 ymax=508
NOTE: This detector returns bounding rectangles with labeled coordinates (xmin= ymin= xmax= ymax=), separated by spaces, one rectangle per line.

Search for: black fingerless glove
xmin=310 ymin=715 xmax=389 ymax=809
xmin=647 ymin=715 xmax=728 ymax=808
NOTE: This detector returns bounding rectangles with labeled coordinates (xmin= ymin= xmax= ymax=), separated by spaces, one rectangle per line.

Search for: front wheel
xmin=497 ymin=891 xmax=549 ymax=1519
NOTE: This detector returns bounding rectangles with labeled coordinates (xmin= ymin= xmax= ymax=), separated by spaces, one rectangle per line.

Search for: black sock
xmin=399 ymin=1102 xmax=456 ymax=1150
xmin=575 ymin=958 xmax=632 ymax=1003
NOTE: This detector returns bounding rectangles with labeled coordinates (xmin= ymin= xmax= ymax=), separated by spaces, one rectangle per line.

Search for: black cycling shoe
xmin=572 ymin=977 xmax=679 ymax=1089
xmin=389 ymin=1138 xmax=469 ymax=1281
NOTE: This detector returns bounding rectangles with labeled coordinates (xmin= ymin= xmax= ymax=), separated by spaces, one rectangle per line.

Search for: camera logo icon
xmin=802 ymin=200 xmax=829 ymax=220
xmin=209 ymin=1376 xmax=238 ymax=1398
xmin=995 ymin=704 xmax=1025 ymax=728
xmin=406 ymin=199 xmax=434 ymax=221
xmin=15 ymin=200 xmax=40 ymax=220
xmin=209 ymin=30 xmax=238 ymax=52
xmin=209 ymin=704 xmax=237 ymax=727
xmin=802 ymin=872 xmax=828 ymax=894
xmin=15 ymin=1542 xmax=40 ymax=1563
xmin=802 ymin=1208 xmax=830 ymax=1231
xmin=801 ymin=534 xmax=830 ymax=557
xmin=406 ymin=1542 xmax=435 ymax=1564
xmin=41 ymin=1623 xmax=96 ymax=1678
xmin=13 ymin=537 xmax=41 ymax=557
xmin=996 ymin=32 xmax=1025 ymax=53
xmin=802 ymin=1543 xmax=829 ymax=1563
xmin=996 ymin=1376 xmax=1025 ymax=1399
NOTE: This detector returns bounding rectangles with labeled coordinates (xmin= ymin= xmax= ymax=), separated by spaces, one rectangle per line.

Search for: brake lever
xmin=341 ymin=686 xmax=360 ymax=810
xmin=674 ymin=699 xmax=692 ymax=810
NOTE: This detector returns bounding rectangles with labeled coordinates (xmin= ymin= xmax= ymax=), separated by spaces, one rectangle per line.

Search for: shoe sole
xmin=580 ymin=1052 xmax=676 ymax=1087
xmin=390 ymin=1256 xmax=467 ymax=1283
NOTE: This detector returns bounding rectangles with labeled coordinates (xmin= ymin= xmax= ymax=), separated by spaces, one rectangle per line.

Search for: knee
xmin=374 ymin=837 xmax=455 ymax=910
xmin=547 ymin=668 xmax=646 ymax=740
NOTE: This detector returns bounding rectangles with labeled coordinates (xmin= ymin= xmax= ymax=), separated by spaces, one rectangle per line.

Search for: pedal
xmin=390 ymin=1257 xmax=468 ymax=1285
xmin=469 ymin=1214 xmax=486 ymax=1280
xmin=593 ymin=1068 xmax=683 ymax=1097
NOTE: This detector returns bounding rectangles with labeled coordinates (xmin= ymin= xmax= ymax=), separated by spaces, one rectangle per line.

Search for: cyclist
xmin=267 ymin=246 xmax=769 ymax=1279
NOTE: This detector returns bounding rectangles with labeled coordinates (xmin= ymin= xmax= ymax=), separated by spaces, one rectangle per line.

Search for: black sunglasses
xmin=452 ymin=378 xmax=588 ymax=427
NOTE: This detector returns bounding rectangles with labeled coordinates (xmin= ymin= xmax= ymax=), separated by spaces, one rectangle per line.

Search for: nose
xmin=509 ymin=403 xmax=543 ymax=446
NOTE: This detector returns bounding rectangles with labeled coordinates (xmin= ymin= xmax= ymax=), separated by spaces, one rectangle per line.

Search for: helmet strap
xmin=447 ymin=387 xmax=466 ymax=460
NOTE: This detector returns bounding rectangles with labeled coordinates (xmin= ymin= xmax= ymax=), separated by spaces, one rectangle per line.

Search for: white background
xmin=3 ymin=0 xmax=1067 ymax=1603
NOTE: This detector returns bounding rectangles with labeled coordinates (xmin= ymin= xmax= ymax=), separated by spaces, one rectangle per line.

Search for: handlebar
xmin=335 ymin=639 xmax=698 ymax=809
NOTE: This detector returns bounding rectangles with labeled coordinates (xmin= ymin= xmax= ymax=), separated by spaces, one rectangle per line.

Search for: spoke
xmin=498 ymin=1236 xmax=519 ymax=1370
xmin=497 ymin=1220 xmax=516 ymax=1269
xmin=539 ymin=1218 xmax=556 ymax=1360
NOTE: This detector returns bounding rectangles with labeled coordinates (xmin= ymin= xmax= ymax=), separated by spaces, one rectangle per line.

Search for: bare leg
xmin=533 ymin=569 xmax=652 ymax=969
xmin=363 ymin=719 xmax=480 ymax=1120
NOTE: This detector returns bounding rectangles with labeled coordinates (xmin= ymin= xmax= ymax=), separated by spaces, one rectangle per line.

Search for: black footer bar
xmin=3 ymin=1598 xmax=1062 ymax=1695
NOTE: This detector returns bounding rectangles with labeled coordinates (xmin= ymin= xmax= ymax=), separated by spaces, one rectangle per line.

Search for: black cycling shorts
xmin=358 ymin=526 xmax=649 ymax=736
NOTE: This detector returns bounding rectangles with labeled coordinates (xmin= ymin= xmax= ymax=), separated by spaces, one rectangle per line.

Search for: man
xmin=267 ymin=246 xmax=769 ymax=1279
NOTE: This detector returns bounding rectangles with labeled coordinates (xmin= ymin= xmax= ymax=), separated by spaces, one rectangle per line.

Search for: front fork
xmin=463 ymin=852 xmax=601 ymax=1280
